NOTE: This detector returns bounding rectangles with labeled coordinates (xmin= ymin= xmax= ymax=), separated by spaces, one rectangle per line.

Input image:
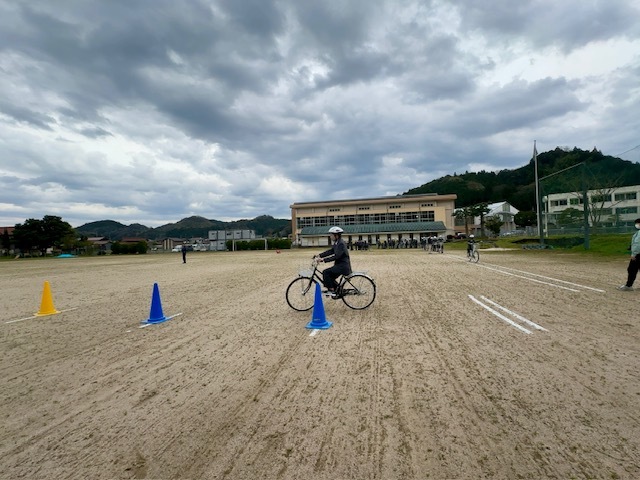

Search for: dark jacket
xmin=319 ymin=238 xmax=352 ymax=273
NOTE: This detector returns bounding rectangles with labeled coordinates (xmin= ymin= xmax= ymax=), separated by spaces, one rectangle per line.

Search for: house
xmin=1 ymin=226 xmax=15 ymax=255
xmin=484 ymin=201 xmax=519 ymax=234
xmin=87 ymin=236 xmax=111 ymax=254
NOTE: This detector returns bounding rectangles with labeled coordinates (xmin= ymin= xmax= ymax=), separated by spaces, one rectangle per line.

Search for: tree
xmin=515 ymin=211 xmax=537 ymax=228
xmin=557 ymin=208 xmax=584 ymax=227
xmin=12 ymin=219 xmax=43 ymax=254
xmin=453 ymin=207 xmax=474 ymax=236
xmin=12 ymin=216 xmax=76 ymax=255
xmin=470 ymin=202 xmax=491 ymax=238
xmin=40 ymin=215 xmax=75 ymax=254
xmin=484 ymin=215 xmax=503 ymax=237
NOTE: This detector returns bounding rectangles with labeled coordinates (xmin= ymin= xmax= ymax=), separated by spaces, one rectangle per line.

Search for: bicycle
xmin=286 ymin=261 xmax=376 ymax=311
xmin=467 ymin=242 xmax=479 ymax=263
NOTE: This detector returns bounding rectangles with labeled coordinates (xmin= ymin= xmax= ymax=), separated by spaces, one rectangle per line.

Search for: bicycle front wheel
xmin=471 ymin=250 xmax=479 ymax=263
xmin=286 ymin=276 xmax=318 ymax=311
xmin=341 ymin=274 xmax=376 ymax=310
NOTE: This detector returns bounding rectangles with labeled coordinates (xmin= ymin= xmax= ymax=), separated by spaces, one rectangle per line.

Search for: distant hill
xmin=76 ymin=215 xmax=291 ymax=241
xmin=405 ymin=147 xmax=640 ymax=211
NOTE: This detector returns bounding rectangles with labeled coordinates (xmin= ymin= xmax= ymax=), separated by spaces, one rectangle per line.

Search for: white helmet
xmin=328 ymin=226 xmax=344 ymax=234
xmin=469 ymin=234 xmax=475 ymax=238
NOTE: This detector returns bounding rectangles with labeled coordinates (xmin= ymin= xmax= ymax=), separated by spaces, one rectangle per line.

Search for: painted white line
xmin=444 ymin=253 xmax=602 ymax=293
xmin=475 ymin=263 xmax=579 ymax=292
xmin=480 ymin=296 xmax=548 ymax=332
xmin=469 ymin=295 xmax=531 ymax=334
xmin=483 ymin=265 xmax=605 ymax=293
xmin=309 ymin=329 xmax=319 ymax=336
xmin=5 ymin=307 xmax=79 ymax=324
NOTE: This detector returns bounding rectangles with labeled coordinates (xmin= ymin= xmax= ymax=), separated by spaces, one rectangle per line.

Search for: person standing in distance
xmin=181 ymin=244 xmax=188 ymax=264
xmin=617 ymin=218 xmax=640 ymax=291
xmin=314 ymin=226 xmax=352 ymax=297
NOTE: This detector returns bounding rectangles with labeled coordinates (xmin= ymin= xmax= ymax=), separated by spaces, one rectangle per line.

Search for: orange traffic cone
xmin=35 ymin=281 xmax=60 ymax=316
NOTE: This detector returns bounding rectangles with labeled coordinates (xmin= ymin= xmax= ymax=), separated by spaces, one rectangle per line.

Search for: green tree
xmin=470 ymin=202 xmax=491 ymax=238
xmin=40 ymin=216 xmax=75 ymax=254
xmin=515 ymin=211 xmax=537 ymax=228
xmin=453 ymin=207 xmax=474 ymax=236
xmin=13 ymin=216 xmax=75 ymax=255
xmin=13 ymin=219 xmax=43 ymax=255
xmin=484 ymin=215 xmax=503 ymax=237
xmin=557 ymin=208 xmax=583 ymax=227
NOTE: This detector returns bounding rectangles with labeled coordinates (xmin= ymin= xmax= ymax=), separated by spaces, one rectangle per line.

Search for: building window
xmin=358 ymin=206 xmax=370 ymax=210
xmin=615 ymin=192 xmax=637 ymax=201
xmin=617 ymin=206 xmax=638 ymax=214
xmin=551 ymin=199 xmax=568 ymax=207
xmin=329 ymin=208 xmax=341 ymax=212
xmin=420 ymin=203 xmax=434 ymax=207
xmin=389 ymin=205 xmax=402 ymax=209
xmin=591 ymin=194 xmax=612 ymax=203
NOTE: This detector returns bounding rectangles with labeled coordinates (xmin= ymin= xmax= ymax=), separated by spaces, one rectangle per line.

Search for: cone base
xmin=35 ymin=310 xmax=61 ymax=317
xmin=306 ymin=319 xmax=332 ymax=329
xmin=145 ymin=316 xmax=168 ymax=324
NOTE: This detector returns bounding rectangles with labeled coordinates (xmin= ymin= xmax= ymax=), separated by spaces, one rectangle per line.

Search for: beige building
xmin=290 ymin=193 xmax=457 ymax=247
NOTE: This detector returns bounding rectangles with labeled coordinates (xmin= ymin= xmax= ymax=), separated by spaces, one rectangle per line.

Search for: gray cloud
xmin=0 ymin=0 xmax=638 ymax=227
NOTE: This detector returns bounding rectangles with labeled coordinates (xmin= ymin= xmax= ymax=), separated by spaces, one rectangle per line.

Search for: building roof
xmin=291 ymin=193 xmax=456 ymax=208
xmin=300 ymin=221 xmax=447 ymax=236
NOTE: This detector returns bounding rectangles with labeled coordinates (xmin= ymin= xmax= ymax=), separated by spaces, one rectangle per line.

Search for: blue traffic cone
xmin=146 ymin=283 xmax=168 ymax=324
xmin=306 ymin=283 xmax=332 ymax=330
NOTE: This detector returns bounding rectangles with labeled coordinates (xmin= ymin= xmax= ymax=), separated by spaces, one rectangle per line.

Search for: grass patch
xmin=447 ymin=233 xmax=633 ymax=257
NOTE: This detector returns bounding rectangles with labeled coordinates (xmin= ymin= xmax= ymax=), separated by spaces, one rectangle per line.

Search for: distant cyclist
xmin=467 ymin=234 xmax=476 ymax=256
xmin=314 ymin=226 xmax=352 ymax=297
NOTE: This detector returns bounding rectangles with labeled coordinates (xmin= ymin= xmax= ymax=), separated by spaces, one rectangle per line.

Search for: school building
xmin=290 ymin=193 xmax=457 ymax=247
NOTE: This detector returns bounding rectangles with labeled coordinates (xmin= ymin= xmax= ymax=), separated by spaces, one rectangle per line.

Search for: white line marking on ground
xmin=474 ymin=263 xmax=580 ymax=292
xmin=309 ymin=329 xmax=319 ymax=336
xmin=479 ymin=296 xmax=548 ymax=332
xmin=5 ymin=307 xmax=79 ymax=324
xmin=443 ymin=254 xmax=580 ymax=292
xmin=482 ymin=264 xmax=606 ymax=292
xmin=469 ymin=295 xmax=532 ymax=334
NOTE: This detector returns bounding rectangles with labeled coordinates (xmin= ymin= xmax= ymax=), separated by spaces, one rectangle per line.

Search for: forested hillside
xmin=405 ymin=147 xmax=640 ymax=210
xmin=77 ymin=215 xmax=291 ymax=241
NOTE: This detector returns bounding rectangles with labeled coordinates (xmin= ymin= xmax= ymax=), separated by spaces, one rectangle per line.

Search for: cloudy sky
xmin=1 ymin=0 xmax=639 ymax=228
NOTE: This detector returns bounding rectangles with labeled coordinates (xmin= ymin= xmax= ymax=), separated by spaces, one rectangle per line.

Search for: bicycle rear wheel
xmin=286 ymin=276 xmax=318 ymax=311
xmin=340 ymin=274 xmax=376 ymax=310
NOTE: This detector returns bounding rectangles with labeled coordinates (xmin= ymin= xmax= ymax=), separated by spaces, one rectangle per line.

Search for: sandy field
xmin=1 ymin=247 xmax=639 ymax=479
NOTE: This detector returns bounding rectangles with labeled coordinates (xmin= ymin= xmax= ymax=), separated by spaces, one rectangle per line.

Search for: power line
xmin=615 ymin=144 xmax=640 ymax=157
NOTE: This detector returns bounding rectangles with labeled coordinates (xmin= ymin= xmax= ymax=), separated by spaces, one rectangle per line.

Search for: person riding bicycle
xmin=467 ymin=234 xmax=476 ymax=256
xmin=314 ymin=226 xmax=352 ymax=298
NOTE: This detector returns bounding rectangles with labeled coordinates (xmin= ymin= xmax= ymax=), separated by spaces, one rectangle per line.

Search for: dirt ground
xmin=1 ymin=248 xmax=639 ymax=479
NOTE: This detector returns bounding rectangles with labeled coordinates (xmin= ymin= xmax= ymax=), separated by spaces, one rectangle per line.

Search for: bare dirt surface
xmin=1 ymin=248 xmax=639 ymax=479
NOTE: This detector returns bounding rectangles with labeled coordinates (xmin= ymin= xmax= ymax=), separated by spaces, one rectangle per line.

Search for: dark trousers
xmin=182 ymin=252 xmax=187 ymax=263
xmin=626 ymin=257 xmax=640 ymax=287
xmin=322 ymin=264 xmax=351 ymax=291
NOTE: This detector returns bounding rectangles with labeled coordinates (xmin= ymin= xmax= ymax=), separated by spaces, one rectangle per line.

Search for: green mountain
xmin=405 ymin=147 xmax=640 ymax=211
xmin=76 ymin=215 xmax=291 ymax=241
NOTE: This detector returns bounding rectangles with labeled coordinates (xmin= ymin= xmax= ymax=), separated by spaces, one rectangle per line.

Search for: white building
xmin=545 ymin=184 xmax=640 ymax=226
xmin=484 ymin=201 xmax=519 ymax=233
xmin=454 ymin=201 xmax=519 ymax=235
